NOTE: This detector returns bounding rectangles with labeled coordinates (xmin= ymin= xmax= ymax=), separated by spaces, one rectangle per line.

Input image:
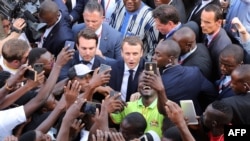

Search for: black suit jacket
xmin=58 ymin=51 xmax=112 ymax=81
xmin=108 ymin=58 xmax=145 ymax=101
xmin=42 ymin=18 xmax=74 ymax=57
xmin=181 ymin=43 xmax=212 ymax=79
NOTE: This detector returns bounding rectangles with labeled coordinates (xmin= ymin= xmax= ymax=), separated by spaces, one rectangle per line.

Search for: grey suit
xmin=72 ymin=22 xmax=123 ymax=61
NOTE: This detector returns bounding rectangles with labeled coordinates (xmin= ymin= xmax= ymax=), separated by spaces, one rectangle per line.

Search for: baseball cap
xmin=139 ymin=130 xmax=160 ymax=141
xmin=68 ymin=64 xmax=94 ymax=79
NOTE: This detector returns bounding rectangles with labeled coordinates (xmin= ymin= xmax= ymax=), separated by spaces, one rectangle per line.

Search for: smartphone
xmin=33 ymin=63 xmax=44 ymax=73
xmin=99 ymin=64 xmax=111 ymax=74
xmin=24 ymin=69 xmax=37 ymax=81
xmin=110 ymin=90 xmax=123 ymax=101
xmin=81 ymin=101 xmax=101 ymax=115
xmin=64 ymin=40 xmax=75 ymax=50
xmin=180 ymin=100 xmax=198 ymax=125
xmin=144 ymin=62 xmax=157 ymax=74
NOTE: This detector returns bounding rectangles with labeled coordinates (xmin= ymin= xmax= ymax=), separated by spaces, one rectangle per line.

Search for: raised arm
xmin=24 ymin=47 xmax=74 ymax=118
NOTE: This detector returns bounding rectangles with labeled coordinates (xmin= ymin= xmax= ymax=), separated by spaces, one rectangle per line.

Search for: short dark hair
xmin=203 ymin=4 xmax=223 ymax=21
xmin=28 ymin=48 xmax=48 ymax=66
xmin=84 ymin=0 xmax=104 ymax=16
xmin=220 ymin=44 xmax=244 ymax=64
xmin=76 ymin=28 xmax=98 ymax=46
xmin=123 ymin=112 xmax=147 ymax=134
xmin=121 ymin=36 xmax=143 ymax=51
xmin=19 ymin=130 xmax=36 ymax=141
xmin=211 ymin=101 xmax=233 ymax=124
xmin=2 ymin=39 xmax=29 ymax=62
xmin=233 ymin=64 xmax=250 ymax=82
xmin=153 ymin=4 xmax=180 ymax=24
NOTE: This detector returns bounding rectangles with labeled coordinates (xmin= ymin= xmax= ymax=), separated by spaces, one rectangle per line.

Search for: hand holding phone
xmin=33 ymin=63 xmax=44 ymax=74
xmin=99 ymin=64 xmax=111 ymax=74
xmin=24 ymin=68 xmax=37 ymax=81
xmin=180 ymin=100 xmax=198 ymax=125
xmin=81 ymin=101 xmax=101 ymax=115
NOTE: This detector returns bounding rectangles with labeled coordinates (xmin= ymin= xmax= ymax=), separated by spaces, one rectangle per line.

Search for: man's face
xmin=152 ymin=45 xmax=169 ymax=68
xmin=172 ymin=35 xmax=195 ymax=55
xmin=123 ymin=0 xmax=141 ymax=12
xmin=121 ymin=42 xmax=143 ymax=69
xmin=154 ymin=0 xmax=171 ymax=7
xmin=138 ymin=75 xmax=156 ymax=96
xmin=120 ymin=119 xmax=139 ymax=140
xmin=202 ymin=104 xmax=216 ymax=129
xmin=75 ymin=74 xmax=92 ymax=92
xmin=77 ymin=37 xmax=97 ymax=62
xmin=37 ymin=51 xmax=55 ymax=76
xmin=219 ymin=55 xmax=239 ymax=76
xmin=230 ymin=70 xmax=245 ymax=94
xmin=2 ymin=19 xmax=11 ymax=35
xmin=154 ymin=18 xmax=171 ymax=35
xmin=20 ymin=50 xmax=30 ymax=65
xmin=83 ymin=10 xmax=104 ymax=31
xmin=200 ymin=11 xmax=221 ymax=35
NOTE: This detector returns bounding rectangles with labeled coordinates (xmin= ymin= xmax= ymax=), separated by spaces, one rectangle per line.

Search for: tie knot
xmin=81 ymin=60 xmax=90 ymax=65
xmin=128 ymin=69 xmax=134 ymax=74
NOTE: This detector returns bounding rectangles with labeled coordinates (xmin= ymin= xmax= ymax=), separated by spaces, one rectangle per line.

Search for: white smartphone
xmin=180 ymin=100 xmax=198 ymax=125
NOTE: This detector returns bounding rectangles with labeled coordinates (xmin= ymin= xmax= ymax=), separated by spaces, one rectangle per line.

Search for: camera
xmin=0 ymin=0 xmax=47 ymax=41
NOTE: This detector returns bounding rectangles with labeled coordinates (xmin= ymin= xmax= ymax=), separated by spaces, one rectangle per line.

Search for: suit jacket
xmin=161 ymin=65 xmax=217 ymax=115
xmin=172 ymin=0 xmax=187 ymax=23
xmin=42 ymin=18 xmax=74 ymax=57
xmin=207 ymin=28 xmax=232 ymax=80
xmin=181 ymin=43 xmax=212 ymax=79
xmin=108 ymin=58 xmax=145 ymax=101
xmin=58 ymin=51 xmax=112 ymax=81
xmin=72 ymin=23 xmax=123 ymax=61
xmin=215 ymin=78 xmax=236 ymax=100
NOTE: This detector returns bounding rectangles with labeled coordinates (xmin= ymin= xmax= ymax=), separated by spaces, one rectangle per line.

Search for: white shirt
xmin=0 ymin=56 xmax=17 ymax=74
xmin=95 ymin=24 xmax=102 ymax=49
xmin=79 ymin=55 xmax=95 ymax=70
xmin=120 ymin=63 xmax=139 ymax=101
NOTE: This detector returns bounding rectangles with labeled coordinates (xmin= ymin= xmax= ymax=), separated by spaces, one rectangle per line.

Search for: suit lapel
xmin=117 ymin=60 xmax=125 ymax=91
xmin=99 ymin=24 xmax=109 ymax=53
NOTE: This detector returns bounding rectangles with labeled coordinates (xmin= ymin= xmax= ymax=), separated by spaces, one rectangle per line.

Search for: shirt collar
xmin=165 ymin=22 xmax=181 ymax=38
xmin=95 ymin=24 xmax=103 ymax=37
xmin=124 ymin=62 xmax=139 ymax=72
xmin=138 ymin=97 xmax=158 ymax=109
xmin=179 ymin=45 xmax=197 ymax=62
xmin=78 ymin=54 xmax=95 ymax=64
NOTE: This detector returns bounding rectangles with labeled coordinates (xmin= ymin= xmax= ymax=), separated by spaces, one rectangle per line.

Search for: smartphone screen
xmin=110 ymin=90 xmax=122 ymax=101
xmin=144 ymin=62 xmax=157 ymax=74
xmin=81 ymin=101 xmax=101 ymax=115
xmin=99 ymin=64 xmax=111 ymax=74
xmin=64 ymin=40 xmax=75 ymax=50
xmin=180 ymin=100 xmax=198 ymax=125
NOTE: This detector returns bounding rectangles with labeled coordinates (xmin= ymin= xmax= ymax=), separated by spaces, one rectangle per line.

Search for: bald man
xmin=38 ymin=0 xmax=74 ymax=57
xmin=172 ymin=27 xmax=212 ymax=79
xmin=152 ymin=39 xmax=217 ymax=115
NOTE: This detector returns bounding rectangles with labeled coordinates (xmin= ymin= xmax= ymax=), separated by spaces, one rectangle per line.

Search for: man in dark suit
xmin=38 ymin=0 xmax=74 ymax=57
xmin=215 ymin=44 xmax=243 ymax=100
xmin=152 ymin=39 xmax=217 ymax=115
xmin=187 ymin=0 xmax=220 ymax=42
xmin=58 ymin=28 xmax=111 ymax=81
xmin=172 ymin=27 xmax=212 ymax=79
xmin=108 ymin=36 xmax=145 ymax=102
xmin=72 ymin=1 xmax=122 ymax=61
xmin=152 ymin=5 xmax=199 ymax=41
xmin=201 ymin=4 xmax=232 ymax=80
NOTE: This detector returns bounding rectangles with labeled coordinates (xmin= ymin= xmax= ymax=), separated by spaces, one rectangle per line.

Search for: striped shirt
xmin=109 ymin=1 xmax=159 ymax=59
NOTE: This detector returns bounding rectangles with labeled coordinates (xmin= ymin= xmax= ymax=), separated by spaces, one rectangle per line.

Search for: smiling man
xmin=108 ymin=36 xmax=145 ymax=102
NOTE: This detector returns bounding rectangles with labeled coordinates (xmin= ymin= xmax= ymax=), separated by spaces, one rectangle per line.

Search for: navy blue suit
xmin=42 ymin=18 xmax=74 ymax=57
xmin=58 ymin=51 xmax=112 ymax=81
xmin=161 ymin=65 xmax=217 ymax=115
xmin=72 ymin=23 xmax=123 ymax=61
xmin=108 ymin=58 xmax=145 ymax=101
xmin=215 ymin=78 xmax=236 ymax=100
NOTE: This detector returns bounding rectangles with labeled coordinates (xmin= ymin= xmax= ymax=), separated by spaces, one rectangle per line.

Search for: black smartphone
xmin=99 ymin=64 xmax=111 ymax=74
xmin=64 ymin=40 xmax=75 ymax=50
xmin=144 ymin=62 xmax=157 ymax=74
xmin=24 ymin=69 xmax=37 ymax=81
xmin=33 ymin=63 xmax=44 ymax=73
xmin=81 ymin=101 xmax=101 ymax=115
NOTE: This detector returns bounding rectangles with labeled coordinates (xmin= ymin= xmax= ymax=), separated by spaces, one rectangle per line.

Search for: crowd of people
xmin=0 ymin=0 xmax=250 ymax=140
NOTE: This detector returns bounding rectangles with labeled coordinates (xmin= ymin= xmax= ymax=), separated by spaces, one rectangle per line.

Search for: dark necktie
xmin=81 ymin=60 xmax=90 ymax=65
xmin=126 ymin=70 xmax=134 ymax=101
